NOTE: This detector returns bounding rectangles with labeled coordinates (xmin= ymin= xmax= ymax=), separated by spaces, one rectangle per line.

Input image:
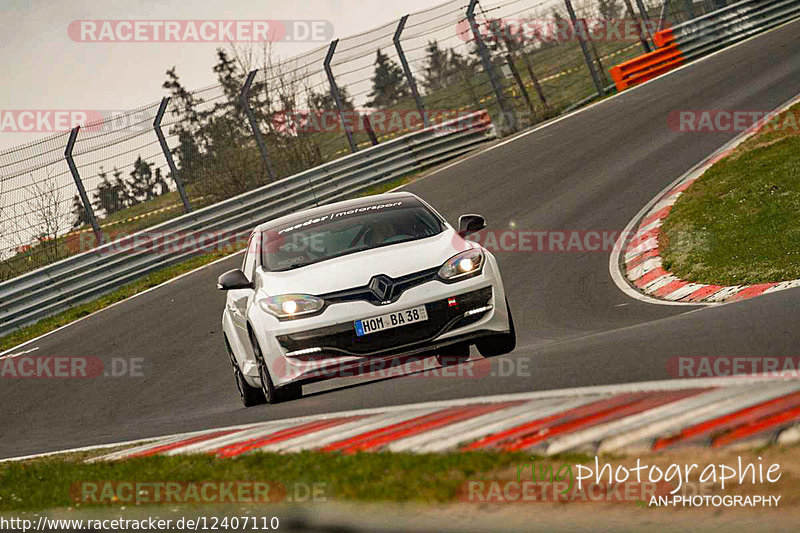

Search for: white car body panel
xmin=221 ymin=192 xmax=512 ymax=390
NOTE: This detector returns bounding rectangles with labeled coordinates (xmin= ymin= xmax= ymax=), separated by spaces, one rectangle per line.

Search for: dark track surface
xmin=3 ymin=22 xmax=800 ymax=459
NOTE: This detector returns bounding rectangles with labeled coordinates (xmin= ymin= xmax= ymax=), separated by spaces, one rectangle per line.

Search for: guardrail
xmin=610 ymin=0 xmax=800 ymax=90
xmin=0 ymin=112 xmax=495 ymax=337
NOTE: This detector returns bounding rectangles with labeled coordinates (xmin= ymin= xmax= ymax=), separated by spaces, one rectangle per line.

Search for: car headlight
xmin=438 ymin=249 xmax=484 ymax=282
xmin=260 ymin=294 xmax=325 ymax=320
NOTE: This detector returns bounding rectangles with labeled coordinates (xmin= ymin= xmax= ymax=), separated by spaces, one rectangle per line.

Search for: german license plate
xmin=354 ymin=305 xmax=428 ymax=336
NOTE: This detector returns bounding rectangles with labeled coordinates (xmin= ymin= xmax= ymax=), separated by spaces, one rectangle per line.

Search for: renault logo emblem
xmin=368 ymin=275 xmax=395 ymax=303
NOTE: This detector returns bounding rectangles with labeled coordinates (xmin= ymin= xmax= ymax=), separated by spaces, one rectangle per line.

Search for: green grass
xmin=0 ymin=451 xmax=592 ymax=512
xmin=660 ymin=104 xmax=800 ymax=285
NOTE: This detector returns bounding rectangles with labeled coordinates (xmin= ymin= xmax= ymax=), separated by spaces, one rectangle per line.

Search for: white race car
xmin=218 ymin=192 xmax=515 ymax=406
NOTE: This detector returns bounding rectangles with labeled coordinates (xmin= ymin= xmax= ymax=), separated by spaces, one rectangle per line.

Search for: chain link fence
xmin=0 ymin=0 xmax=721 ymax=282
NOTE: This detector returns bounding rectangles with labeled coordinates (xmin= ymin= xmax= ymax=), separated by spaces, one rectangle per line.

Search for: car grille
xmin=318 ymin=267 xmax=440 ymax=306
xmin=277 ymin=286 xmax=493 ymax=356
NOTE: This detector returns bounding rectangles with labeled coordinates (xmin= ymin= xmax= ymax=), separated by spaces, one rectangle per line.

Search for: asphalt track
xmin=3 ymin=22 xmax=800 ymax=459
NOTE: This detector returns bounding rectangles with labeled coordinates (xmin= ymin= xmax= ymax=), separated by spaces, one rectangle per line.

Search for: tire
xmin=225 ymin=336 xmax=264 ymax=407
xmin=435 ymin=341 xmax=471 ymax=367
xmin=476 ymin=299 xmax=516 ymax=358
xmin=248 ymin=327 xmax=302 ymax=404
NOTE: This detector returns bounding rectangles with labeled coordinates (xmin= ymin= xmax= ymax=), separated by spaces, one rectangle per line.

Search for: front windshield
xmin=261 ymin=200 xmax=444 ymax=272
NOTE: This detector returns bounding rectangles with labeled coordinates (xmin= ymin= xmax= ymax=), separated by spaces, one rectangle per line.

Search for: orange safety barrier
xmin=609 ymin=38 xmax=685 ymax=91
xmin=653 ymin=28 xmax=676 ymax=48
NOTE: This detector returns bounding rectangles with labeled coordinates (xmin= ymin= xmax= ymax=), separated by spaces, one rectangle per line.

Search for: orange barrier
xmin=653 ymin=28 xmax=676 ymax=48
xmin=609 ymin=36 xmax=685 ymax=91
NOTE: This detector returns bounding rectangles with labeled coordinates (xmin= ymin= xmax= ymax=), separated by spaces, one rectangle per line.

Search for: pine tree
xmin=126 ymin=156 xmax=162 ymax=204
xmin=71 ymin=194 xmax=91 ymax=228
xmin=92 ymin=166 xmax=127 ymax=216
xmin=422 ymin=41 xmax=451 ymax=92
xmin=365 ymin=50 xmax=410 ymax=109
xmin=307 ymin=86 xmax=354 ymax=111
xmin=597 ymin=0 xmax=621 ymax=20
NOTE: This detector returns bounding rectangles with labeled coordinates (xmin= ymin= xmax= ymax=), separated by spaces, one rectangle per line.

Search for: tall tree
xmin=71 ymin=194 xmax=90 ymax=228
xmin=366 ymin=50 xmax=410 ymax=109
xmin=92 ymin=166 xmax=127 ymax=216
xmin=127 ymin=157 xmax=167 ymax=204
xmin=422 ymin=40 xmax=451 ymax=92
xmin=597 ymin=0 xmax=622 ymax=20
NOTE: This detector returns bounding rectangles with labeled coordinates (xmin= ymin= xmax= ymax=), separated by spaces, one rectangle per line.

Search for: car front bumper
xmin=246 ymin=255 xmax=510 ymax=387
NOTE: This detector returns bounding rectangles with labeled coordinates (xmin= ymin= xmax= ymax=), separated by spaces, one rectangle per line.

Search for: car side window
xmin=242 ymin=233 xmax=259 ymax=282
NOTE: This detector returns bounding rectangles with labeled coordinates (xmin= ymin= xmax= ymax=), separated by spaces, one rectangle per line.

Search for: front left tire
xmin=225 ymin=335 xmax=264 ymax=407
xmin=476 ymin=299 xmax=516 ymax=357
xmin=248 ymin=327 xmax=302 ymax=404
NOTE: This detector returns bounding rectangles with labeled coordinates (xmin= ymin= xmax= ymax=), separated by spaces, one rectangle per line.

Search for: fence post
xmin=362 ymin=113 xmax=379 ymax=146
xmin=634 ymin=0 xmax=656 ymax=44
xmin=563 ymin=0 xmax=605 ymax=96
xmin=64 ymin=126 xmax=103 ymax=245
xmin=324 ymin=39 xmax=358 ymax=154
xmin=153 ymin=97 xmax=192 ymax=213
xmin=467 ymin=0 xmax=517 ymax=134
xmin=505 ymin=55 xmax=536 ymax=120
xmin=240 ymin=69 xmax=276 ymax=182
xmin=394 ymin=15 xmax=429 ymax=128
xmin=622 ymin=0 xmax=653 ymax=52
xmin=584 ymin=22 xmax=610 ymax=88
xmin=682 ymin=0 xmax=696 ymax=20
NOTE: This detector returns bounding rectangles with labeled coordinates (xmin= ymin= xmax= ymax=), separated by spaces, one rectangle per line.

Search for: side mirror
xmin=458 ymin=214 xmax=486 ymax=237
xmin=217 ymin=269 xmax=253 ymax=291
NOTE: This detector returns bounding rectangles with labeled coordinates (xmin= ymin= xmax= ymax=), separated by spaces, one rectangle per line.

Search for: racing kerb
xmin=73 ymin=377 xmax=800 ymax=460
xmin=0 ymin=112 xmax=495 ymax=337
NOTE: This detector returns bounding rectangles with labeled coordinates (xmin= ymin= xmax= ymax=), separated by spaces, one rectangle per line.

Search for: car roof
xmin=254 ymin=191 xmax=423 ymax=233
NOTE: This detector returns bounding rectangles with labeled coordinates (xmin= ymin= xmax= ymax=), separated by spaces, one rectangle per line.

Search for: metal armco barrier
xmin=610 ymin=0 xmax=800 ymax=90
xmin=0 ymin=112 xmax=495 ymax=337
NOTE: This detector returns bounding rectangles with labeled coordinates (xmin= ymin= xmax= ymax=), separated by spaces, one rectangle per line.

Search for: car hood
xmin=259 ymin=230 xmax=473 ymax=295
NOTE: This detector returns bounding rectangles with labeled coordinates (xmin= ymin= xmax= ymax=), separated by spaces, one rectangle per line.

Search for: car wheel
xmin=249 ymin=327 xmax=302 ymax=404
xmin=225 ymin=336 xmax=264 ymax=407
xmin=435 ymin=342 xmax=471 ymax=367
xmin=476 ymin=299 xmax=516 ymax=357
